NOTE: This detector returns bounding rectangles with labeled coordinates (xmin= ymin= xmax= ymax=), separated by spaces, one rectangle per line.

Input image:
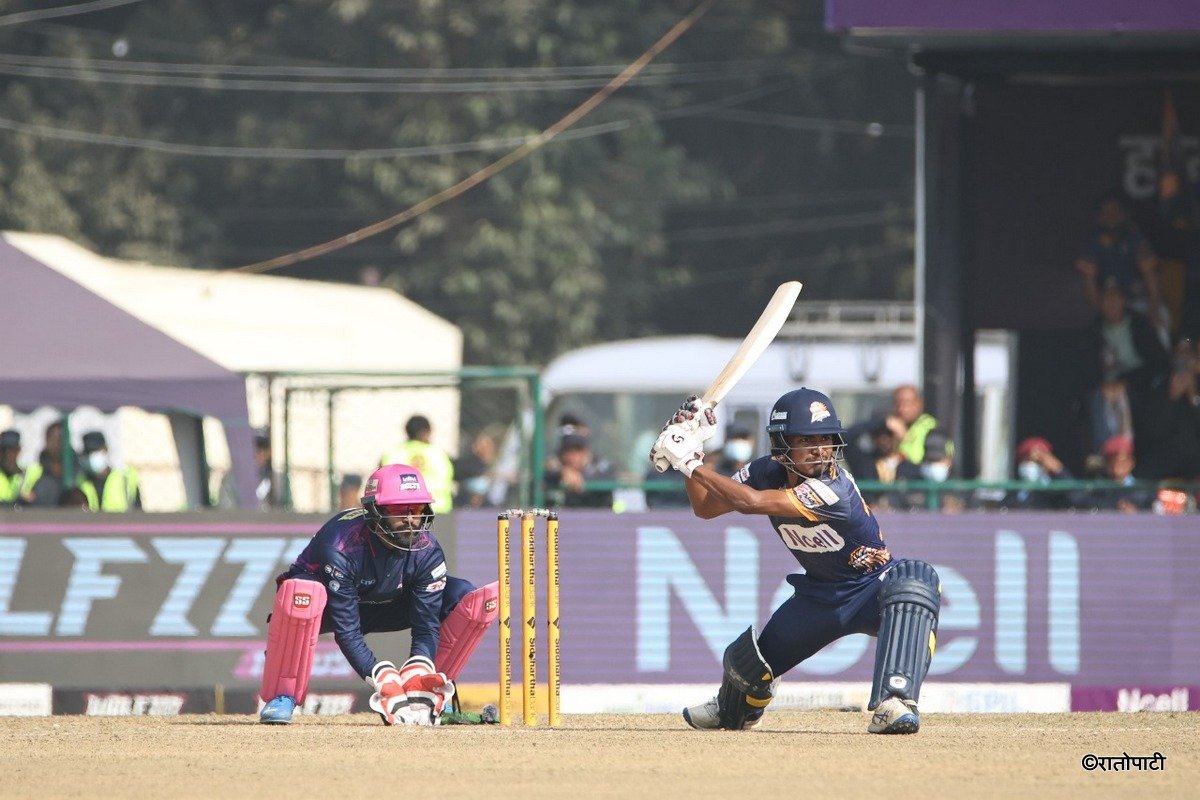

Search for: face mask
xmin=921 ymin=462 xmax=950 ymax=482
xmin=87 ymin=451 xmax=109 ymax=474
xmin=724 ymin=440 xmax=753 ymax=463
xmin=1017 ymin=461 xmax=1045 ymax=483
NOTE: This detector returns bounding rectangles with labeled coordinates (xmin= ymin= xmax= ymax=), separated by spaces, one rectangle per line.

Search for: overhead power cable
xmin=0 ymin=0 xmax=148 ymax=28
xmin=0 ymin=81 xmax=785 ymax=160
xmin=228 ymin=0 xmax=717 ymax=274
xmin=0 ymin=52 xmax=788 ymax=80
xmin=0 ymin=59 xmax=773 ymax=93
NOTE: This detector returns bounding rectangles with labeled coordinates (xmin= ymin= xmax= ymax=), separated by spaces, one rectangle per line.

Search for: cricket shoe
xmin=682 ymin=697 xmax=763 ymax=731
xmin=260 ymin=695 xmax=297 ymax=725
xmin=867 ymin=696 xmax=919 ymax=734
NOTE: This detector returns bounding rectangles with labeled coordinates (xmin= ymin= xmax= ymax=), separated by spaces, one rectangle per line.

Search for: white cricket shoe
xmin=682 ymin=697 xmax=720 ymax=729
xmin=867 ymin=696 xmax=920 ymax=734
xmin=682 ymin=697 xmax=763 ymax=730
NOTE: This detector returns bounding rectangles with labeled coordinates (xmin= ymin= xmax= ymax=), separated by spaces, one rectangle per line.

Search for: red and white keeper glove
xmin=650 ymin=396 xmax=717 ymax=475
xmin=368 ymin=656 xmax=455 ymax=726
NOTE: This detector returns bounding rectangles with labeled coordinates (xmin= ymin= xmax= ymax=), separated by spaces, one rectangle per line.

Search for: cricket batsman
xmin=258 ymin=463 xmax=499 ymax=725
xmin=651 ymin=388 xmax=941 ymax=734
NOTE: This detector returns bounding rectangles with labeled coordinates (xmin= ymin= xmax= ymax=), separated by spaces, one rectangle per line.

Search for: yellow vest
xmin=0 ymin=469 xmax=25 ymax=504
xmin=379 ymin=440 xmax=455 ymax=513
xmin=80 ymin=468 xmax=141 ymax=512
xmin=898 ymin=414 xmax=940 ymax=465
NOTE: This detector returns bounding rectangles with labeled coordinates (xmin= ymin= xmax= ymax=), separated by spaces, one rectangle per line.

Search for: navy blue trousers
xmin=757 ymin=573 xmax=884 ymax=676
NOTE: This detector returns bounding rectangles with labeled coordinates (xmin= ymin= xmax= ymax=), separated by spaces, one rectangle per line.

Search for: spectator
xmin=1009 ymin=436 xmax=1075 ymax=510
xmin=0 ymin=430 xmax=26 ymax=507
xmin=711 ymin=425 xmax=757 ymax=476
xmin=1075 ymin=193 xmax=1166 ymax=334
xmin=78 ymin=431 xmax=142 ymax=512
xmin=545 ymin=433 xmax=616 ymax=508
xmin=1142 ymin=338 xmax=1200 ymax=480
xmin=847 ymin=415 xmax=917 ymax=510
xmin=455 ymin=426 xmax=503 ymax=508
xmin=253 ymin=430 xmax=281 ymax=509
xmin=544 ymin=412 xmax=592 ymax=477
xmin=1079 ymin=280 xmax=1170 ymax=457
xmin=1087 ymin=434 xmax=1154 ymax=513
xmin=338 ymin=473 xmax=363 ymax=510
xmin=905 ymin=429 xmax=963 ymax=513
xmin=380 ymin=415 xmax=455 ymax=513
xmin=58 ymin=487 xmax=91 ymax=510
xmin=21 ymin=419 xmax=74 ymax=507
xmin=1150 ymin=94 xmax=1200 ymax=342
xmin=888 ymin=385 xmax=939 ymax=465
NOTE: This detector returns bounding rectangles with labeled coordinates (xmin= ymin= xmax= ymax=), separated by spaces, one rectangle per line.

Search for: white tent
xmin=2 ymin=232 xmax=463 ymax=510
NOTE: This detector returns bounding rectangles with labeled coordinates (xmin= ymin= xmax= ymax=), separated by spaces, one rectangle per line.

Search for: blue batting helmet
xmin=767 ymin=388 xmax=846 ymax=475
xmin=766 ymin=388 xmax=846 ymax=439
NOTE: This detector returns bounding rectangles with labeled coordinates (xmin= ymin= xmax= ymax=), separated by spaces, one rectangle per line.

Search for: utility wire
xmin=228 ymin=0 xmax=717 ymax=274
xmin=0 ymin=0 xmax=148 ymax=28
xmin=0 ymin=59 xmax=774 ymax=93
xmin=668 ymin=209 xmax=913 ymax=243
xmin=0 ymin=81 xmax=785 ymax=160
xmin=0 ymin=52 xmax=789 ymax=80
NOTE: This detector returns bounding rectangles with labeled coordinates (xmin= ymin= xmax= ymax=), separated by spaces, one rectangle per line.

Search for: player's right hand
xmin=665 ymin=396 xmax=716 ymax=430
xmin=368 ymin=660 xmax=401 ymax=691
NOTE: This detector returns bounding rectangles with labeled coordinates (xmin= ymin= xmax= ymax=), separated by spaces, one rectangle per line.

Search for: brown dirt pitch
xmin=2 ymin=710 xmax=1195 ymax=799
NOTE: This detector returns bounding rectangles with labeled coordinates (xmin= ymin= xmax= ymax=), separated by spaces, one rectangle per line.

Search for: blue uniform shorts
xmin=758 ymin=571 xmax=884 ymax=675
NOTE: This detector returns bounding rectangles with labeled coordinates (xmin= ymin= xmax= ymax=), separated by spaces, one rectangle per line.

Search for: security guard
xmin=0 ymin=429 xmax=26 ymax=506
xmin=78 ymin=431 xmax=142 ymax=512
xmin=379 ymin=415 xmax=454 ymax=513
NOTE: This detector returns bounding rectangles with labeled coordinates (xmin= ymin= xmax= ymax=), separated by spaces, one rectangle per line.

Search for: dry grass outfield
xmin=2 ymin=711 xmax=1195 ymax=799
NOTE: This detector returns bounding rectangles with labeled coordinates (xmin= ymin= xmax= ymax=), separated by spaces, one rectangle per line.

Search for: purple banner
xmin=825 ymin=0 xmax=1200 ymax=31
xmin=454 ymin=511 xmax=1200 ymax=686
xmin=1072 ymin=686 xmax=1198 ymax=712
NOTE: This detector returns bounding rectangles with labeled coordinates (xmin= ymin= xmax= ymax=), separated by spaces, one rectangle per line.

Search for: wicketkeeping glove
xmin=369 ymin=656 xmax=451 ymax=726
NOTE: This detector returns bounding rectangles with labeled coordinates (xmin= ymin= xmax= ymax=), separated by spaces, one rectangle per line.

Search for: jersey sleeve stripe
xmin=784 ymin=489 xmax=821 ymax=521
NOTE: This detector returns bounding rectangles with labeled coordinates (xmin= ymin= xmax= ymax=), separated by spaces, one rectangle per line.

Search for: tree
xmin=0 ymin=0 xmax=913 ymax=363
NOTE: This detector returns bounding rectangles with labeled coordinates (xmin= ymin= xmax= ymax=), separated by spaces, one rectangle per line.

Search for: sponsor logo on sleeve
xmin=793 ymin=478 xmax=840 ymax=509
xmin=793 ymin=483 xmax=823 ymax=509
xmin=424 ymin=579 xmax=447 ymax=593
xmin=431 ymin=562 xmax=447 ymax=579
xmin=734 ymin=466 xmax=751 ymax=484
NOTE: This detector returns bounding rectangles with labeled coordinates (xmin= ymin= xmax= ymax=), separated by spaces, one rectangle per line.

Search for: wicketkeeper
xmin=258 ymin=463 xmax=499 ymax=725
xmin=651 ymin=388 xmax=941 ymax=734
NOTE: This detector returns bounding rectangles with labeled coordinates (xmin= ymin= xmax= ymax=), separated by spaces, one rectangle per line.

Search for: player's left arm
xmin=685 ymin=466 xmax=803 ymax=518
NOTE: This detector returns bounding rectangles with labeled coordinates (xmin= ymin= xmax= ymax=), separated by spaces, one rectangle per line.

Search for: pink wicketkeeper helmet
xmin=361 ymin=464 xmax=436 ymax=550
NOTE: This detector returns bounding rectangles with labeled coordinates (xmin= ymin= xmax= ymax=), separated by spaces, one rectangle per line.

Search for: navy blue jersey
xmin=735 ymin=456 xmax=893 ymax=601
xmin=283 ymin=508 xmax=448 ymax=679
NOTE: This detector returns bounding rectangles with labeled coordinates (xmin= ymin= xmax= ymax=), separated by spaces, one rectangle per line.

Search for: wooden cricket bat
xmin=652 ymin=280 xmax=802 ymax=473
xmin=701 ymin=280 xmax=803 ymax=406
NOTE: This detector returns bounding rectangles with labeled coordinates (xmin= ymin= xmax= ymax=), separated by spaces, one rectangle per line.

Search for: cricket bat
xmin=652 ymin=280 xmax=803 ymax=472
xmin=700 ymin=280 xmax=803 ymax=406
